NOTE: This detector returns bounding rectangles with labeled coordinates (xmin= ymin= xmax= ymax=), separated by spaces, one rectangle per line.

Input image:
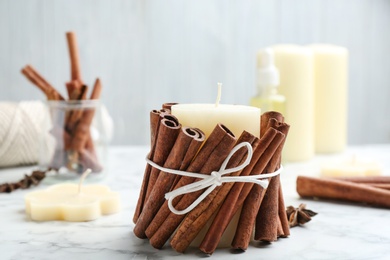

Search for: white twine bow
xmin=145 ymin=141 xmax=283 ymax=215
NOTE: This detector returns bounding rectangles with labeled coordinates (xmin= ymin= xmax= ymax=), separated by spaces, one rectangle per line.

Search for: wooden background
xmin=0 ymin=0 xmax=389 ymax=145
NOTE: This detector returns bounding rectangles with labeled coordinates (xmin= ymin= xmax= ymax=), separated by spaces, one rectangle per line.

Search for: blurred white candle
xmin=272 ymin=45 xmax=314 ymax=161
xmin=171 ymin=85 xmax=261 ymax=138
xmin=321 ymin=157 xmax=381 ymax=177
xmin=310 ymin=44 xmax=348 ymax=153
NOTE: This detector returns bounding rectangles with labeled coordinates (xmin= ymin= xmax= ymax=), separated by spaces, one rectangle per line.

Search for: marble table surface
xmin=1 ymin=145 xmax=390 ymax=260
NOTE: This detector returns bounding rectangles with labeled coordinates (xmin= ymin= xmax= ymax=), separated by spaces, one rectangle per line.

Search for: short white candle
xmin=171 ymin=84 xmax=261 ymax=138
xmin=25 ymin=170 xmax=120 ymax=221
xmin=321 ymin=157 xmax=381 ymax=177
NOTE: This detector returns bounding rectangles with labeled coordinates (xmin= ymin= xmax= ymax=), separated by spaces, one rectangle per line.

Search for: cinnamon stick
xmin=199 ymin=128 xmax=284 ymax=254
xmin=231 ymin=115 xmax=289 ymax=249
xmin=144 ymin=118 xmax=181 ymax=204
xmin=170 ymin=131 xmax=257 ymax=253
xmin=21 ymin=65 xmax=64 ymax=100
xmin=133 ymin=127 xmax=205 ymax=238
xmin=278 ymin=182 xmax=290 ymax=237
xmin=297 ymin=176 xmax=390 ymax=208
xmin=334 ymin=176 xmax=390 ymax=184
xmin=254 ymin=120 xmax=290 ymax=243
xmin=146 ymin=124 xmax=236 ymax=249
xmin=133 ymin=110 xmax=168 ymax=223
xmin=70 ymin=79 xmax=102 ymax=152
xmin=66 ymin=31 xmax=82 ymax=83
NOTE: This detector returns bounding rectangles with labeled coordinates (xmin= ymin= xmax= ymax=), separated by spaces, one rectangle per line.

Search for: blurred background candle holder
xmin=40 ymin=100 xmax=109 ymax=182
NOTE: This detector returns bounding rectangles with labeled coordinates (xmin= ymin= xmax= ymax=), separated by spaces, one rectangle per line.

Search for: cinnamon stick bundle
xmin=199 ymin=127 xmax=285 ymax=254
xmin=170 ymin=131 xmax=257 ymax=253
xmin=297 ymin=176 xmax=390 ymax=208
xmin=133 ymin=126 xmax=205 ymax=238
xmin=147 ymin=124 xmax=236 ymax=249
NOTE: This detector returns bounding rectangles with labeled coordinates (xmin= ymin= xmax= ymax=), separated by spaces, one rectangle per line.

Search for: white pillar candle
xmin=171 ymin=85 xmax=261 ymax=138
xmin=309 ymin=44 xmax=348 ymax=153
xmin=272 ymin=45 xmax=314 ymax=161
xmin=25 ymin=170 xmax=120 ymax=221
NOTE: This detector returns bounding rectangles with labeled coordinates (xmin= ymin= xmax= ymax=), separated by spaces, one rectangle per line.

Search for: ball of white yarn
xmin=0 ymin=101 xmax=48 ymax=167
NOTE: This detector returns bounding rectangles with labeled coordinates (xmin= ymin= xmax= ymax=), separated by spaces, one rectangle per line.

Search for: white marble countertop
xmin=1 ymin=145 xmax=390 ymax=260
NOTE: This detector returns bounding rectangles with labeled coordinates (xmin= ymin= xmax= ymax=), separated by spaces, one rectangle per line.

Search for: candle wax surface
xmin=25 ymin=183 xmax=121 ymax=222
xmin=171 ymin=104 xmax=261 ymax=138
xmin=321 ymin=158 xmax=382 ymax=177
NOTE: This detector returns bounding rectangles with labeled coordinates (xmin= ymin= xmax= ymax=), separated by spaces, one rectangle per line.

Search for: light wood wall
xmin=0 ymin=0 xmax=389 ymax=145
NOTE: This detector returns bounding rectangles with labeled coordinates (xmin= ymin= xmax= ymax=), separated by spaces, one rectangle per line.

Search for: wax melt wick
xmin=78 ymin=168 xmax=92 ymax=194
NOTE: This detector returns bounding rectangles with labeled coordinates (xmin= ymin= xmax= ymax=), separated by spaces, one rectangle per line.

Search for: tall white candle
xmin=272 ymin=45 xmax=314 ymax=161
xmin=310 ymin=44 xmax=348 ymax=153
xmin=171 ymin=85 xmax=261 ymax=138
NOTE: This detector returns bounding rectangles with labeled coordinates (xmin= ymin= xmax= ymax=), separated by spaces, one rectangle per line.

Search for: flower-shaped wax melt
xmin=25 ymin=171 xmax=120 ymax=221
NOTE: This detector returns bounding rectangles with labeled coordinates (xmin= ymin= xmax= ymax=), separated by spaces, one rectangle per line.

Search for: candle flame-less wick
xmin=78 ymin=168 xmax=92 ymax=194
xmin=215 ymin=83 xmax=222 ymax=107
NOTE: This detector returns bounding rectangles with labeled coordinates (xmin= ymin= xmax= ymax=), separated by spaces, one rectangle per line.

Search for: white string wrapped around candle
xmin=145 ymin=141 xmax=283 ymax=215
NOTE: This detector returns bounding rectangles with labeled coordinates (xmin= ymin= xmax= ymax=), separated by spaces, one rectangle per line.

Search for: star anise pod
xmin=286 ymin=203 xmax=317 ymax=227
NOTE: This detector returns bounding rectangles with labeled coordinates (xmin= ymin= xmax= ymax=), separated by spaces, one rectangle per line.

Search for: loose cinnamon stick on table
xmin=297 ymin=176 xmax=390 ymax=208
xmin=147 ymin=124 xmax=236 ymax=249
xmin=170 ymin=131 xmax=257 ymax=253
xmin=335 ymin=176 xmax=390 ymax=184
xmin=133 ymin=113 xmax=179 ymax=223
xmin=133 ymin=127 xmax=205 ymax=238
xmin=199 ymin=128 xmax=285 ymax=254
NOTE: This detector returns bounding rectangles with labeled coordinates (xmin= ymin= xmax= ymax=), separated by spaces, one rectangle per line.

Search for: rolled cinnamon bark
xmin=66 ymin=31 xmax=82 ymax=83
xmin=133 ymin=127 xmax=205 ymax=238
xmin=297 ymin=176 xmax=390 ymax=208
xmin=133 ymin=112 xmax=177 ymax=223
xmin=170 ymin=131 xmax=257 ymax=253
xmin=231 ymin=116 xmax=289 ymax=249
xmin=70 ymin=79 xmax=102 ymax=151
xmin=199 ymin=128 xmax=284 ymax=254
xmin=144 ymin=119 xmax=181 ymax=203
xmin=254 ymin=120 xmax=290 ymax=243
xmin=335 ymin=176 xmax=390 ymax=184
xmin=278 ymin=182 xmax=290 ymax=237
xmin=162 ymin=102 xmax=178 ymax=111
xmin=21 ymin=65 xmax=64 ymax=100
xmin=147 ymin=124 xmax=236 ymax=249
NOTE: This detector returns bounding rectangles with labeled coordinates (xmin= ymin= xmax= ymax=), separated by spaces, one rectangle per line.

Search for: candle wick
xmin=215 ymin=83 xmax=222 ymax=107
xmin=78 ymin=168 xmax=92 ymax=194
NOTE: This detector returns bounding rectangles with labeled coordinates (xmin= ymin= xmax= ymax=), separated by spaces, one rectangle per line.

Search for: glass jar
xmin=39 ymin=100 xmax=108 ymax=182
